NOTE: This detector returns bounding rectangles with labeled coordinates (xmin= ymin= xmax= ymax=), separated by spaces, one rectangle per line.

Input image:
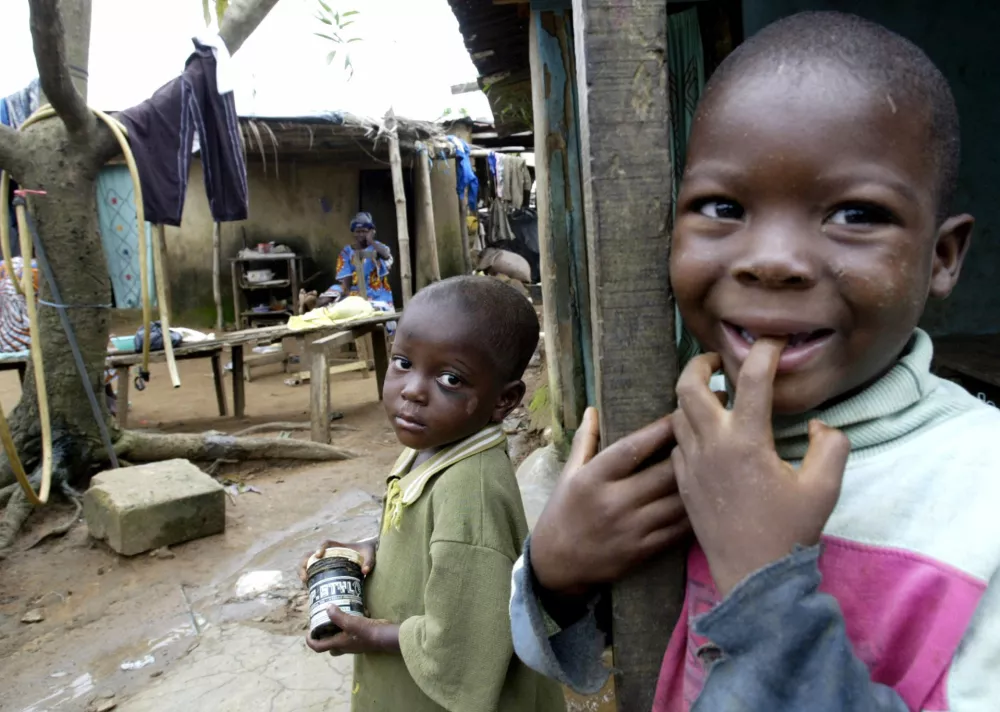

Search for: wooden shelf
xmin=241 ymin=279 xmax=291 ymax=290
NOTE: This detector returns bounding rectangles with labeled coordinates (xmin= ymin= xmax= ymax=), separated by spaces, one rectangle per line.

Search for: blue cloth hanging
xmin=448 ymin=136 xmax=478 ymax=212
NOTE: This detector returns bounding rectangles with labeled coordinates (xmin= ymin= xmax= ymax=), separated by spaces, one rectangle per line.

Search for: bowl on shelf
xmin=246 ymin=269 xmax=275 ymax=284
xmin=110 ymin=335 xmax=135 ymax=352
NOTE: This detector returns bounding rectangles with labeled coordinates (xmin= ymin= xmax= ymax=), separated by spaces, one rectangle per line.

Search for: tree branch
xmin=219 ymin=0 xmax=282 ymax=56
xmin=28 ymin=0 xmax=91 ymax=134
xmin=0 ymin=124 xmax=26 ymax=175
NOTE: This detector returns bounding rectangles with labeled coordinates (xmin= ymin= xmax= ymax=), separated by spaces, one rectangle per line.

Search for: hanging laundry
xmin=501 ymin=155 xmax=532 ymax=210
xmin=95 ymin=165 xmax=157 ymax=310
xmin=448 ymin=136 xmax=478 ymax=212
xmin=119 ymin=39 xmax=249 ymax=227
xmin=2 ymin=78 xmax=40 ymax=129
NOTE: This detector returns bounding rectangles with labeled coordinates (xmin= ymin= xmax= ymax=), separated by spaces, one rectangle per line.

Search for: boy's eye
xmin=391 ymin=356 xmax=411 ymax=370
xmin=827 ymin=204 xmax=898 ymax=226
xmin=436 ymin=373 xmax=463 ymax=389
xmin=696 ymin=199 xmax=745 ymax=221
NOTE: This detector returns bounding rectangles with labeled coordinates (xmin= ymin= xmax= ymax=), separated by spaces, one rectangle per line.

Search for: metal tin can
xmin=306 ymin=547 xmax=366 ymax=640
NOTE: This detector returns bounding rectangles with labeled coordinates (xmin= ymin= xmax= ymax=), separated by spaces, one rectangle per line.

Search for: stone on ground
xmin=515 ymin=444 xmax=564 ymax=530
xmin=84 ymin=459 xmax=225 ymax=556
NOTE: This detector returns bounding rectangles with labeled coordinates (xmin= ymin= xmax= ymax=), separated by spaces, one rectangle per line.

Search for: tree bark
xmin=0 ymin=0 xmax=287 ymax=500
xmin=115 ymin=430 xmax=355 ymax=463
xmin=29 ymin=0 xmax=92 ymax=134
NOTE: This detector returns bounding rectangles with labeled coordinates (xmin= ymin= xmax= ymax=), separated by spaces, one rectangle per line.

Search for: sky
xmin=0 ymin=0 xmax=493 ymax=122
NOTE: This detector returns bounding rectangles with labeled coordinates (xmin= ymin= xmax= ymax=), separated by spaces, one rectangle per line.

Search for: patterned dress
xmin=322 ymin=242 xmax=396 ymax=331
xmin=0 ymin=258 xmax=115 ymax=387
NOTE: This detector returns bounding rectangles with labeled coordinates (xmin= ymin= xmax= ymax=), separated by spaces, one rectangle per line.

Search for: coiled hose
xmin=0 ymin=105 xmax=178 ymax=504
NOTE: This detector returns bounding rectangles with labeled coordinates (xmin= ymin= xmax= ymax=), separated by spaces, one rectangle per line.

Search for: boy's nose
xmin=730 ymin=223 xmax=818 ymax=290
xmin=400 ymin=377 xmax=429 ymax=404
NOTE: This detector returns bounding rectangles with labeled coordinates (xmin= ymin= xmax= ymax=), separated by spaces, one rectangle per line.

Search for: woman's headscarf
xmin=350 ymin=212 xmax=375 ymax=231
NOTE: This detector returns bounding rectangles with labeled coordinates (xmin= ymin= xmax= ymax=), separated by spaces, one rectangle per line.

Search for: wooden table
xmin=0 ymin=312 xmax=399 ymax=430
xmin=109 ymin=342 xmax=228 ymax=428
xmin=308 ymin=321 xmax=391 ymax=443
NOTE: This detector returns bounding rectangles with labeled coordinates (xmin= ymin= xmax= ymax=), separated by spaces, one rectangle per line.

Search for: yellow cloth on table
xmin=286 ymin=295 xmax=374 ymax=331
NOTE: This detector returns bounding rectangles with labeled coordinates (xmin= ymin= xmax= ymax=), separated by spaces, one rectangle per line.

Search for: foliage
xmin=202 ymin=0 xmax=230 ymax=28
xmin=315 ymin=1 xmax=362 ymax=79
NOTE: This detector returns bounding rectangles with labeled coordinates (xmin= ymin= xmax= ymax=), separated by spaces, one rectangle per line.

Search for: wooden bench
xmin=308 ymin=322 xmax=390 ymax=443
xmin=0 ymin=312 xmax=398 ymax=432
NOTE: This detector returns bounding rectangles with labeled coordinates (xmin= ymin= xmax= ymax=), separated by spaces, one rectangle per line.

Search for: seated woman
xmin=320 ymin=212 xmax=395 ymax=313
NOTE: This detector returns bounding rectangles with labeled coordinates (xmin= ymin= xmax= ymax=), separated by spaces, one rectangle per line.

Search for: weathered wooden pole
xmin=415 ymin=142 xmax=441 ymax=282
xmin=458 ymin=192 xmax=472 ymax=273
xmin=385 ymin=110 xmax=413 ymax=305
xmin=571 ymin=0 xmax=683 ymax=708
xmin=529 ymin=4 xmax=594 ymax=450
xmin=212 ymin=222 xmax=223 ymax=333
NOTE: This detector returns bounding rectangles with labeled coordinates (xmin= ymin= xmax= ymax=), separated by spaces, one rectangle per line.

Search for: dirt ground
xmin=0 ymin=352 xmax=614 ymax=712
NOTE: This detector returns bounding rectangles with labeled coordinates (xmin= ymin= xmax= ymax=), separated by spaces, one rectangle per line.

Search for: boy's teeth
xmin=740 ymin=329 xmax=756 ymax=344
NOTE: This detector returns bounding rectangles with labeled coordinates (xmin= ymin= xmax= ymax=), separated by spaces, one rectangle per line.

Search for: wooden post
xmin=571 ymin=0 xmax=682 ymax=709
xmin=213 ymin=222 xmax=224 ymax=333
xmin=153 ymin=224 xmax=181 ymax=388
xmin=529 ymin=6 xmax=594 ymax=448
xmin=458 ymin=191 xmax=472 ymax=273
xmin=385 ymin=110 xmax=413 ymax=305
xmin=416 ymin=143 xmax=441 ymax=282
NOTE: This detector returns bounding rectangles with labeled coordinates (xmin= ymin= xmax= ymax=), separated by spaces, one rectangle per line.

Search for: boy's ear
xmin=491 ymin=380 xmax=527 ymax=423
xmin=929 ymin=214 xmax=974 ymax=299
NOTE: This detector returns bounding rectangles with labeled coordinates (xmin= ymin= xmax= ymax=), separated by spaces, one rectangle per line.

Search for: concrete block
xmin=84 ymin=459 xmax=225 ymax=556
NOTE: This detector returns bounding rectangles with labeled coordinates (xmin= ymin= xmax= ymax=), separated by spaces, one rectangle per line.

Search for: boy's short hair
xmin=703 ymin=11 xmax=960 ymax=221
xmin=410 ymin=275 xmax=540 ymax=382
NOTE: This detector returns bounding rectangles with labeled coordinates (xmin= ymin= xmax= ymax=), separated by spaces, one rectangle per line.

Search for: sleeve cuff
xmin=510 ymin=536 xmax=610 ymax=695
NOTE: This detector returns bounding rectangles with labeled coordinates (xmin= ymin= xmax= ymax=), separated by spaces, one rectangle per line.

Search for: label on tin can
xmin=308 ymin=562 xmax=365 ymax=636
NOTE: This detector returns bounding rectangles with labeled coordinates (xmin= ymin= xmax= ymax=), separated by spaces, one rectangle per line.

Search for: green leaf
xmin=340 ymin=20 xmax=355 ymax=29
xmin=315 ymin=32 xmax=337 ymax=41
xmin=318 ymin=0 xmax=333 ymax=13
xmin=344 ymin=55 xmax=351 ymax=69
xmin=327 ymin=49 xmax=338 ymax=64
xmin=343 ymin=10 xmax=360 ymax=17
xmin=202 ymin=0 xmax=211 ymax=26
xmin=318 ymin=16 xmax=332 ymax=25
xmin=347 ymin=37 xmax=362 ymax=43
xmin=215 ymin=0 xmax=229 ymax=26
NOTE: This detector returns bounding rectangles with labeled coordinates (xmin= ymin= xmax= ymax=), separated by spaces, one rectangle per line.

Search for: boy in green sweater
xmin=302 ymin=276 xmax=566 ymax=712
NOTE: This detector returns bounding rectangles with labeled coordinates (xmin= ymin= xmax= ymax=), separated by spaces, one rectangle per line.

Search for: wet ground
xmin=0 ymin=353 xmax=614 ymax=711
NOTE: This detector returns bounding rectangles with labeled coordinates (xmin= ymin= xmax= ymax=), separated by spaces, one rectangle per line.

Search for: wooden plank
xmin=231 ymin=344 xmax=246 ymax=418
xmin=116 ymin=366 xmax=130 ymax=429
xmin=416 ymin=143 xmax=442 ymax=282
xmin=213 ymin=222 xmax=224 ymax=333
xmin=571 ymin=0 xmax=681 ymax=709
xmin=153 ymin=223 xmax=181 ymax=388
xmin=310 ymin=330 xmax=357 ymax=352
xmin=291 ymin=360 xmax=369 ymax=384
xmin=529 ymin=8 xmax=594 ymax=447
xmin=372 ymin=324 xmax=389 ymax=400
xmin=386 ymin=110 xmax=413 ymax=305
xmin=459 ymin=195 xmax=472 ymax=273
xmin=310 ymin=348 xmax=331 ymax=444
xmin=211 ymin=352 xmax=228 ymax=416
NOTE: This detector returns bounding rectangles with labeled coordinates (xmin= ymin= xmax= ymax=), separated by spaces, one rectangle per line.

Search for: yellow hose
xmin=0 ymin=104 xmax=169 ymax=503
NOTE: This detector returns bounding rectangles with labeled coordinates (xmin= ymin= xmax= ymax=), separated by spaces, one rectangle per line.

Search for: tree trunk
xmin=0 ymin=0 xmax=284 ymax=515
xmin=0 ymin=120 xmax=109 ymax=489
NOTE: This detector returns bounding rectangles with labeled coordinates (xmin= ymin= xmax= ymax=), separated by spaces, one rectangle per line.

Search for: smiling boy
xmin=509 ymin=12 xmax=1000 ymax=711
xmin=303 ymin=276 xmax=565 ymax=712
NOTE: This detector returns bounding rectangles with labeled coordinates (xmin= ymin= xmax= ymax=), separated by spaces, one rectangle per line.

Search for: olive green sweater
xmin=352 ymin=425 xmax=566 ymax=712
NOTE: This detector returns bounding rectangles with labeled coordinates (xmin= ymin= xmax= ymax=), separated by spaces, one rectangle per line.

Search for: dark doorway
xmin=359 ymin=169 xmax=415 ymax=308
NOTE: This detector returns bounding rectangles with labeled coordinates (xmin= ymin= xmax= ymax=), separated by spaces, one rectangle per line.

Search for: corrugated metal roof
xmin=446 ymin=0 xmax=533 ymax=136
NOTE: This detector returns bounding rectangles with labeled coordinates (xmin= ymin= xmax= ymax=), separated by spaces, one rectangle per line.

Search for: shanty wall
xmin=162 ymin=156 xmax=464 ymax=327
xmin=415 ymin=157 xmax=464 ymax=290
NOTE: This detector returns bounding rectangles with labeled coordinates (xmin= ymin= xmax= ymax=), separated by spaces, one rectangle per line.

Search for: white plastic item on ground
xmin=478 ymin=247 xmax=531 ymax=284
xmin=235 ymin=570 xmax=284 ymax=598
xmin=120 ymin=655 xmax=155 ymax=671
